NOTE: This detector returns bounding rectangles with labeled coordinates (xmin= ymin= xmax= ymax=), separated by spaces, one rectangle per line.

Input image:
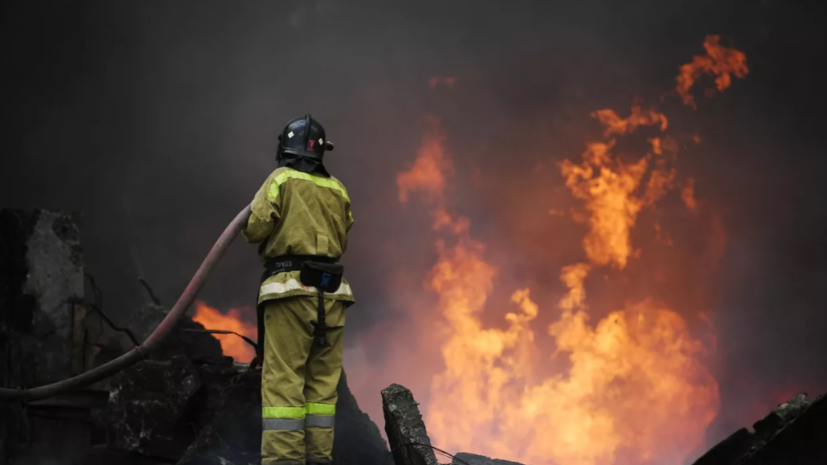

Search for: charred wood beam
xmin=381 ymin=384 xmax=439 ymax=465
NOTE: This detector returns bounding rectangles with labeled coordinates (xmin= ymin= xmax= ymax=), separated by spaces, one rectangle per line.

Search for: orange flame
xmin=559 ymin=107 xmax=676 ymax=270
xmin=592 ymin=104 xmax=668 ymax=137
xmin=192 ymin=301 xmax=257 ymax=362
xmin=682 ymin=178 xmax=698 ymax=211
xmin=547 ymin=108 xmax=720 ymax=458
xmin=397 ymin=35 xmax=745 ymax=465
xmin=676 ymin=35 xmax=749 ymax=108
xmin=397 ymin=117 xmax=453 ymax=203
xmin=401 ymin=116 xmax=718 ymax=464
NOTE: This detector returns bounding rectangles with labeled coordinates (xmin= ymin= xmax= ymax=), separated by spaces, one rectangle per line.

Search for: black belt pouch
xmin=299 ymin=262 xmax=344 ymax=292
xmin=300 ymin=261 xmax=344 ymax=347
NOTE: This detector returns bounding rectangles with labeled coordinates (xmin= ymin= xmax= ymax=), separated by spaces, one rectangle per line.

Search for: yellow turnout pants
xmin=261 ymin=296 xmax=346 ymax=465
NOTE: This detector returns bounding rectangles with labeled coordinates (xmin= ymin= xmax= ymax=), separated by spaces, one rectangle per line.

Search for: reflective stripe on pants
xmin=263 ymin=418 xmax=306 ymax=431
xmin=305 ymin=402 xmax=335 ymax=428
xmin=305 ymin=414 xmax=335 ymax=428
xmin=262 ymin=405 xmax=306 ymax=431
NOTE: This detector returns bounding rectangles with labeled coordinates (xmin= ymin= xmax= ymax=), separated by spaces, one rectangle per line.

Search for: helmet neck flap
xmin=276 ymin=150 xmax=329 ymax=175
xmin=276 ymin=114 xmax=334 ymax=175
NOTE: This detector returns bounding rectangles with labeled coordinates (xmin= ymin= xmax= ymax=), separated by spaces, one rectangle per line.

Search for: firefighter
xmin=242 ymin=114 xmax=354 ymax=465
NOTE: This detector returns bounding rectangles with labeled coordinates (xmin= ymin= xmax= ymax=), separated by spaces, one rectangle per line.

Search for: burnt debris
xmin=382 ymin=383 xmax=440 ymax=465
xmin=381 ymin=383 xmax=524 ymax=465
xmin=106 ymin=357 xmax=388 ymax=465
xmin=0 ymin=209 xmax=390 ymax=465
xmin=451 ymin=454 xmax=526 ymax=465
xmin=107 ymin=356 xmax=204 ymax=459
xmin=692 ymin=392 xmax=827 ymax=465
xmin=1 ymin=209 xmax=85 ymax=464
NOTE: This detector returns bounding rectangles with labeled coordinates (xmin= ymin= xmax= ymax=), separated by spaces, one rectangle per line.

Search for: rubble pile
xmin=0 ymin=209 xmax=84 ymax=386
xmin=693 ymin=392 xmax=827 ymax=465
xmin=106 ymin=354 xmax=388 ymax=465
xmin=106 ymin=296 xmax=389 ymax=464
xmin=331 ymin=370 xmax=392 ymax=465
xmin=0 ymin=209 xmax=390 ymax=465
xmin=107 ymin=356 xmax=205 ymax=459
xmin=1 ymin=209 xmax=86 ymax=464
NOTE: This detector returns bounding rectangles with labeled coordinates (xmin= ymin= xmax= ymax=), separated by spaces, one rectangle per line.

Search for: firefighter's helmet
xmin=278 ymin=114 xmax=334 ymax=161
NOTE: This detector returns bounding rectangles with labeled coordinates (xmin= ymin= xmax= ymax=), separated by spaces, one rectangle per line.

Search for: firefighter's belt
xmin=254 ymin=256 xmax=344 ymax=367
xmin=261 ymin=255 xmax=339 ymax=282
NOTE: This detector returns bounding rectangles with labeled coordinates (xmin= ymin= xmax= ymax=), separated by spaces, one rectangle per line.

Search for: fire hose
xmin=0 ymin=205 xmax=252 ymax=402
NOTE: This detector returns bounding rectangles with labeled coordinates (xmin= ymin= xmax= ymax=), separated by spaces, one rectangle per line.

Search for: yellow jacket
xmin=243 ymin=167 xmax=355 ymax=304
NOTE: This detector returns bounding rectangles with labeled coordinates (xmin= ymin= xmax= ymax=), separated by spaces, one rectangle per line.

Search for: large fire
xmin=396 ymin=37 xmax=748 ymax=464
xmin=188 ymin=35 xmax=749 ymax=465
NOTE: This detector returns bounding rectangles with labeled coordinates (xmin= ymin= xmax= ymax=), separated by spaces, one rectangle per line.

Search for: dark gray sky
xmin=3 ymin=0 xmax=826 ymax=459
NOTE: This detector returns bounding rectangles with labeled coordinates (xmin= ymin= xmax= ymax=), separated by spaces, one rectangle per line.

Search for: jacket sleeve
xmin=242 ymin=172 xmax=282 ymax=243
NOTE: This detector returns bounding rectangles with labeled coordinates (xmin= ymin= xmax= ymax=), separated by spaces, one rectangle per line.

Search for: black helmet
xmin=278 ymin=114 xmax=335 ymax=160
